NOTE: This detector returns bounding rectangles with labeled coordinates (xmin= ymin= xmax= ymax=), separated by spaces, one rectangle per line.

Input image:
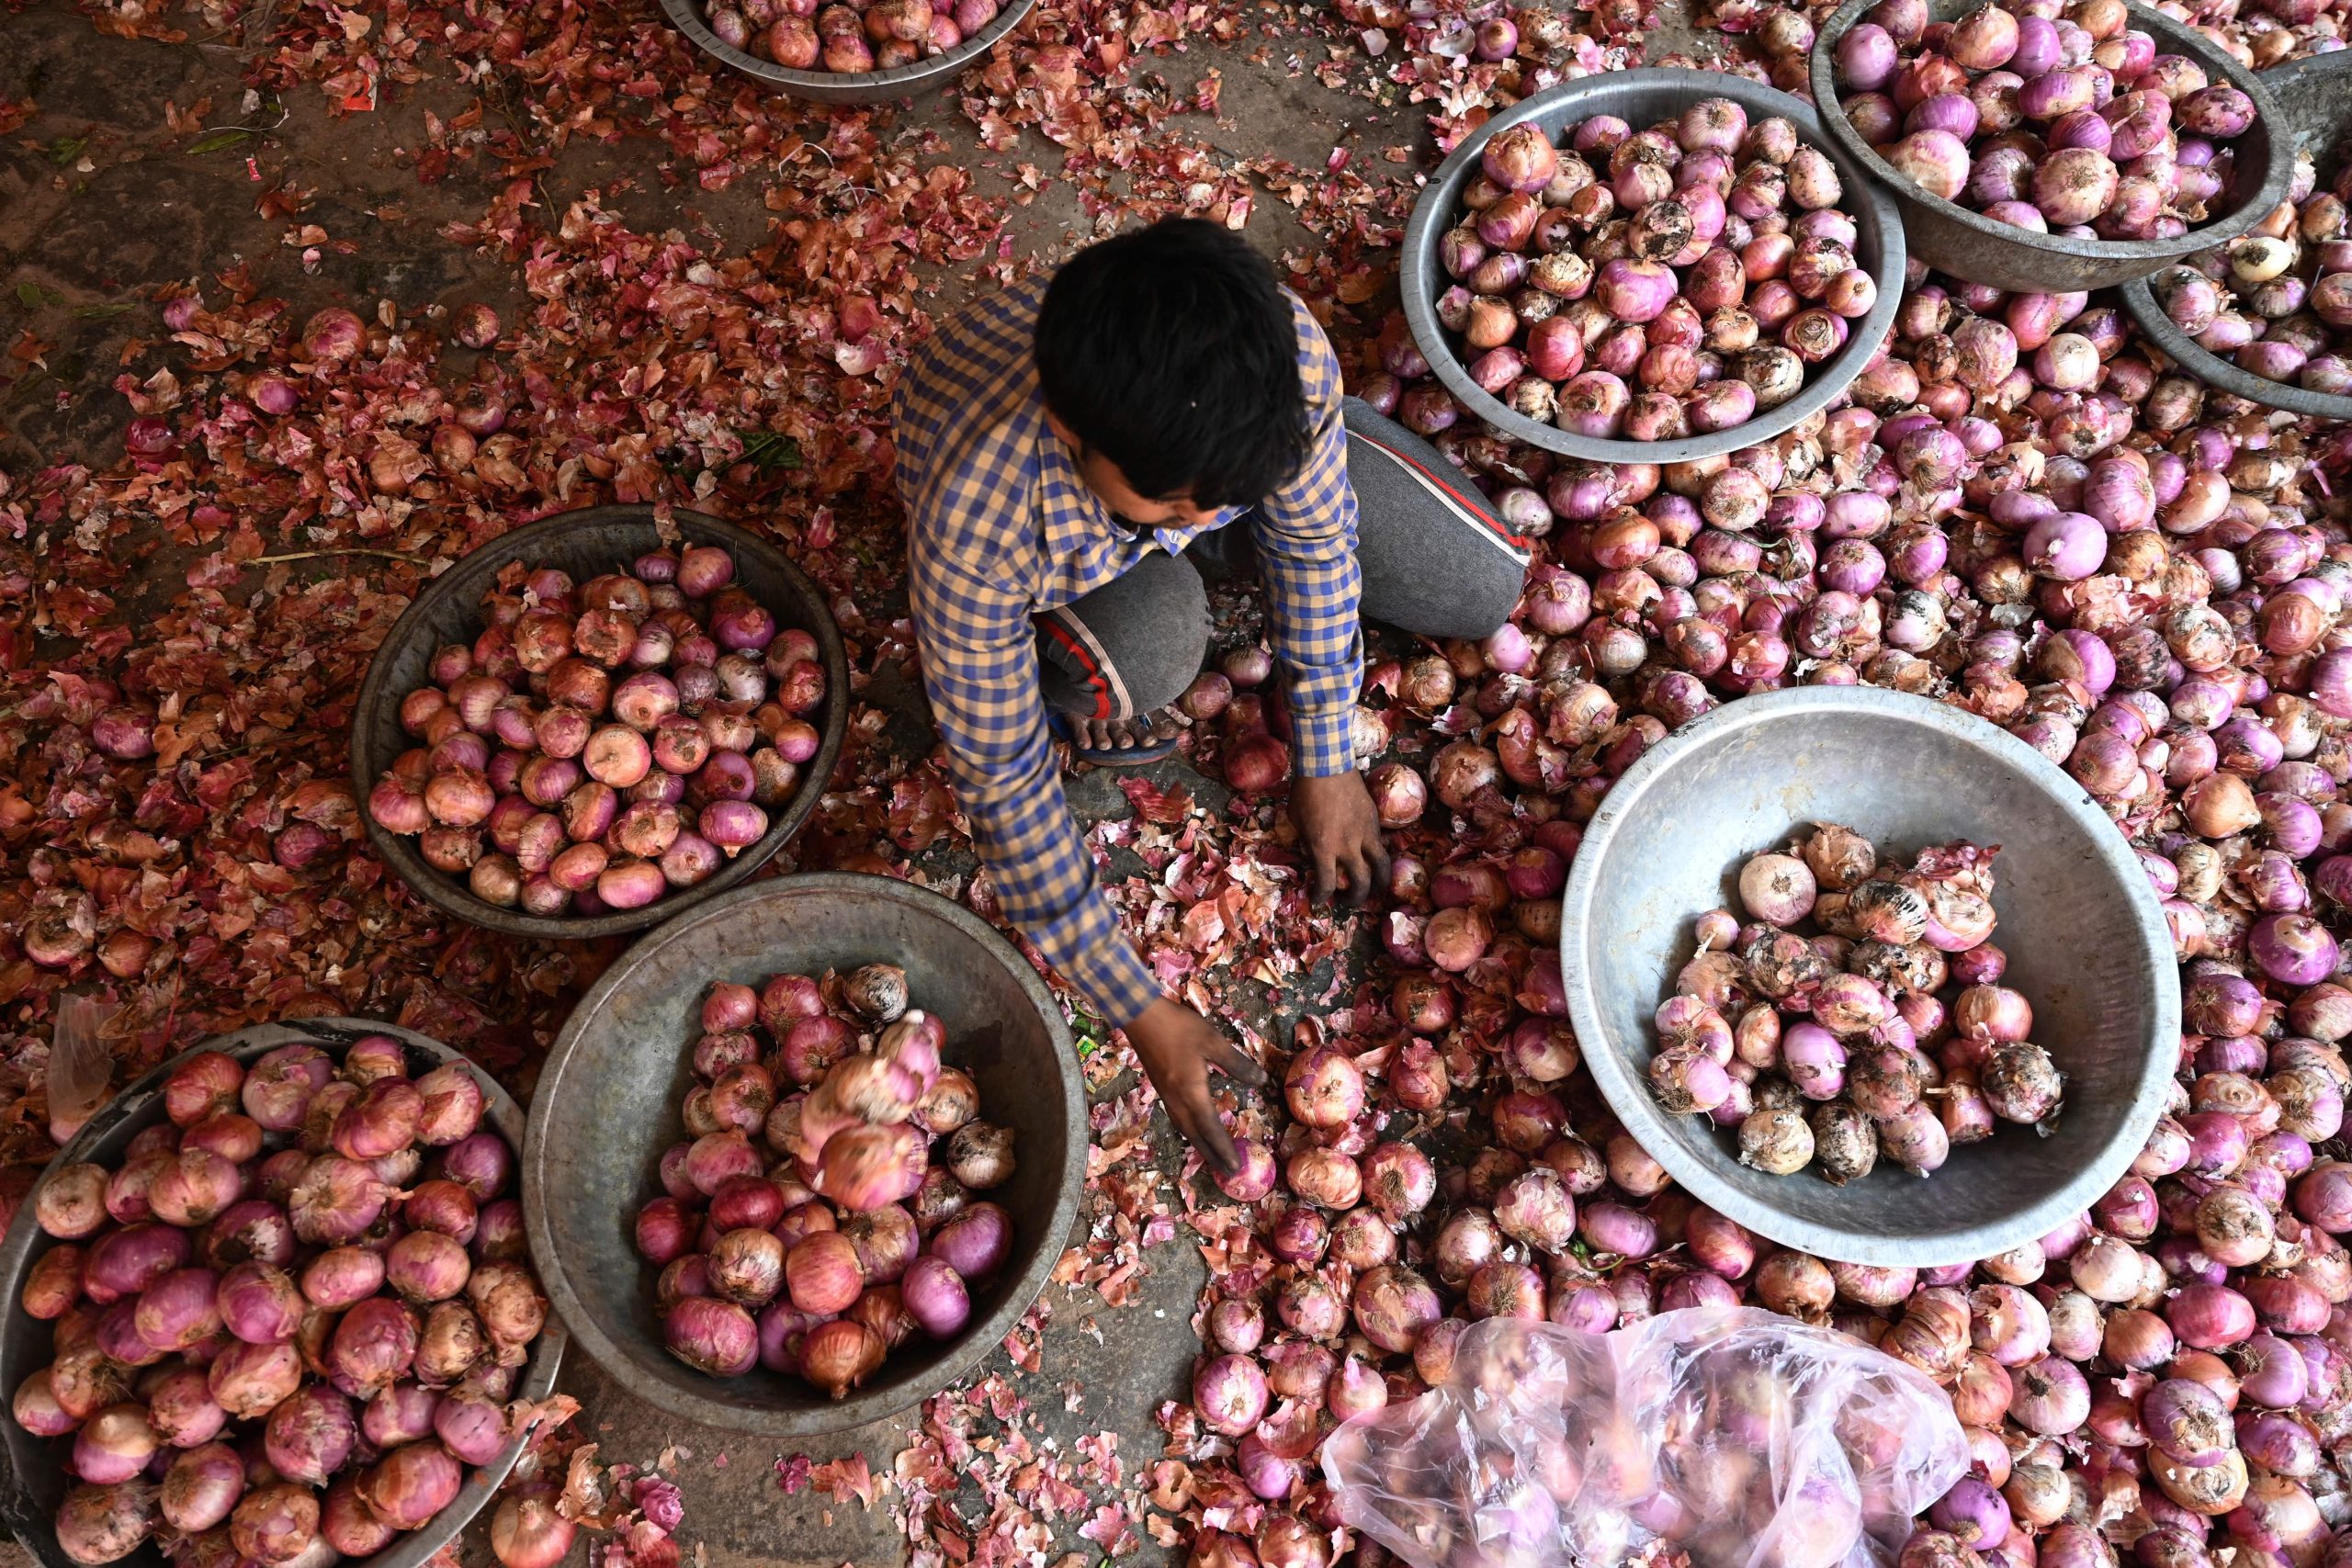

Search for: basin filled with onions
xmin=523 ymin=874 xmax=1085 ymax=1436
xmin=351 ymin=507 xmax=847 ymax=942
xmin=1644 ymin=826 xmax=2065 ymax=1183
xmin=2120 ymin=51 xmax=2352 ymax=421
xmin=1398 ymin=68 xmax=1905 ymax=464
xmin=633 ymin=965 xmax=1022 ymax=1399
xmin=1810 ymin=0 xmax=2290 ymax=290
xmin=0 ymin=1021 xmax=563 ymax=1568
xmin=654 ymin=0 xmax=1038 ymax=105
xmin=1561 ymin=686 xmax=2180 ymax=1268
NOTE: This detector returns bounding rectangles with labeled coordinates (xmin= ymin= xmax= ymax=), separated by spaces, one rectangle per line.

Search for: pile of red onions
xmin=1177 ymin=235 xmax=2352 ymax=1561
xmin=1425 ymin=96 xmax=1871 ymax=445
xmin=635 ymin=964 xmax=1018 ymax=1399
xmin=2151 ymin=146 xmax=2352 ymax=395
xmin=1833 ymin=0 xmax=2252 ymax=240
xmin=14 ymin=1037 xmax=548 ymax=1567
xmin=1646 ymin=829 xmax=2064 ymax=1180
xmin=367 ymin=545 xmax=826 ymax=917
xmin=699 ymin=0 xmax=1000 ymax=73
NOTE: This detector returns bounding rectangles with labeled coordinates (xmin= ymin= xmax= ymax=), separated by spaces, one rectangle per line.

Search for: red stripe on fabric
xmin=1353 ymin=431 xmax=1533 ymax=552
xmin=1037 ymin=615 xmax=1114 ymax=721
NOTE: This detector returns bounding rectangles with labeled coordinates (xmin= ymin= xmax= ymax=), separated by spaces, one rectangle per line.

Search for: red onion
xmin=73 ymin=1404 xmax=160 ymax=1485
xmin=288 ymin=1156 xmax=388 ymax=1246
xmin=164 ymin=1054 xmax=245 ymax=1127
xmin=2171 ymin=1282 xmax=2258 ymax=1348
xmin=53 ymin=1480 xmax=159 ymax=1566
xmin=798 ymin=1318 xmax=884 ymax=1399
xmin=357 ymin=1440 xmax=462 ymax=1531
xmin=929 ymin=1201 xmax=1012 ymax=1281
xmin=432 ymin=1387 xmax=510 ymax=1464
xmin=261 ymin=1384 xmax=354 ymax=1486
xmin=489 ymin=1484 xmax=573 ymax=1568
xmin=2007 ymin=1353 xmax=2090 ymax=1435
xmin=146 ymin=1150 xmax=241 ymax=1228
xmin=16 ymin=1371 xmax=86 ymax=1449
xmin=219 ymin=1259 xmax=306 ymax=1342
xmin=786 ymin=1231 xmax=865 ymax=1314
xmin=900 ymin=1254 xmax=970 ymax=1338
xmin=86 ymin=1223 xmax=191 ymax=1299
xmin=1194 ymin=1352 xmax=1270 ymax=1437
xmin=147 ymin=1366 xmax=226 ymax=1448
xmin=161 ymin=1442 xmax=245 ymax=1533
xmin=663 ymin=1296 xmax=758 ymax=1376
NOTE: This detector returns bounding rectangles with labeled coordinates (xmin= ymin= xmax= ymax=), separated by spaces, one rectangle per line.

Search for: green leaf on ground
xmin=46 ymin=135 xmax=85 ymax=166
xmin=72 ymin=303 xmax=133 ymax=320
xmin=735 ymin=430 xmax=803 ymax=470
xmin=15 ymin=283 xmax=57 ymax=310
xmin=186 ymin=128 xmax=254 ymax=155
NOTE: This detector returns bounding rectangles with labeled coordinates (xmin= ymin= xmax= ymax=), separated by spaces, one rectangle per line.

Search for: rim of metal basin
xmin=2120 ymin=51 xmax=2352 ymax=422
xmin=657 ymin=0 xmax=1038 ymax=104
xmin=1400 ymin=68 xmax=1906 ymax=465
xmin=0 ymin=1019 xmax=564 ymax=1568
xmin=348 ymin=504 xmax=849 ymax=942
xmin=522 ymin=873 xmax=1085 ymax=1436
xmin=1809 ymin=0 xmax=2294 ymax=292
xmin=1559 ymin=686 xmax=2181 ymax=1268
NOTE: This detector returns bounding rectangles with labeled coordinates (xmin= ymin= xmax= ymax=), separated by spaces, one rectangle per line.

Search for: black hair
xmin=1033 ymin=218 xmax=1309 ymax=508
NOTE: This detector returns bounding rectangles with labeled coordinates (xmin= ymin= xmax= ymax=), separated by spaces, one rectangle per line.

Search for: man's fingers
xmin=1367 ymin=840 xmax=1394 ymax=902
xmin=1310 ymin=847 xmax=1339 ymax=904
xmin=1185 ymin=1100 xmax=1241 ymax=1175
xmin=1340 ymin=848 xmax=1374 ymax=906
xmin=1205 ymin=1034 xmax=1269 ymax=1089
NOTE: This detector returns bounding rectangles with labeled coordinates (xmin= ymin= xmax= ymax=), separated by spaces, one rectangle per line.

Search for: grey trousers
xmin=1035 ymin=398 xmax=1534 ymax=721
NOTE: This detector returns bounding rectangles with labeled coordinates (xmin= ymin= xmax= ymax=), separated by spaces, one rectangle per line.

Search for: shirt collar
xmin=1031 ymin=405 xmax=1109 ymax=559
xmin=1031 ymin=407 xmax=1249 ymax=558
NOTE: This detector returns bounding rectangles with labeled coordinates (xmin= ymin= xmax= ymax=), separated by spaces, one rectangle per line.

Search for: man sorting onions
xmin=894 ymin=217 xmax=1531 ymax=1171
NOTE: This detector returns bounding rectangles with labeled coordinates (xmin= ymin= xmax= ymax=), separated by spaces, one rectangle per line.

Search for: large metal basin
xmin=1400 ymin=68 xmax=1906 ymax=465
xmin=1560 ymin=688 xmax=2180 ymax=1268
xmin=1810 ymin=0 xmax=2291 ymax=292
xmin=0 ymin=1021 xmax=565 ymax=1568
xmin=2121 ymin=51 xmax=2352 ymax=421
xmin=522 ymin=874 xmax=1085 ymax=1436
xmin=658 ymin=0 xmax=1038 ymax=103
xmin=350 ymin=505 xmax=849 ymax=942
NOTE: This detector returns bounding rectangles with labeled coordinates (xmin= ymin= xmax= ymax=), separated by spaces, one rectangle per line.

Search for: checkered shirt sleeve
xmin=1253 ymin=297 xmax=1363 ymax=779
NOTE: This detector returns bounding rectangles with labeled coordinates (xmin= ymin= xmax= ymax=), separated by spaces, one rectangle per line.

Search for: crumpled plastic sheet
xmin=1325 ymin=1307 xmax=1969 ymax=1568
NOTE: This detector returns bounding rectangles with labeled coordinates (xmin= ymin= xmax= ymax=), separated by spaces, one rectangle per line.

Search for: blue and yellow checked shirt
xmin=893 ymin=276 xmax=1363 ymax=1028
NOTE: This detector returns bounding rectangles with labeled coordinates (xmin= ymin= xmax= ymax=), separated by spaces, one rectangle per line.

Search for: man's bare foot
xmin=1070 ymin=705 xmax=1189 ymax=752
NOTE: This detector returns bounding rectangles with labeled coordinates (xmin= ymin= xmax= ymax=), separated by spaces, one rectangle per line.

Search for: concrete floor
xmin=0 ymin=0 xmax=1455 ymax=1560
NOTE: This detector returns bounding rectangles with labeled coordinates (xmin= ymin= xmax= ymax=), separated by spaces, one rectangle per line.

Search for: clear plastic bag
xmin=1324 ymin=1306 xmax=1968 ymax=1568
xmin=46 ymin=994 xmax=114 ymax=1145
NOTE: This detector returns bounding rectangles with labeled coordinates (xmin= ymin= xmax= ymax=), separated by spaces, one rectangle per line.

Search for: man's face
xmin=1046 ymin=410 xmax=1220 ymax=530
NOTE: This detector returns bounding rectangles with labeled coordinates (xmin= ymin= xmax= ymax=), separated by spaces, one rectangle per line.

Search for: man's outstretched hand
xmin=1291 ymin=770 xmax=1393 ymax=906
xmin=1127 ymin=998 xmax=1268 ymax=1176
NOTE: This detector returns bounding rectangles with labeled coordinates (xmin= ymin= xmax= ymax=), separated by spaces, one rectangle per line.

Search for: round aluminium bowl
xmin=658 ymin=0 xmax=1038 ymax=104
xmin=2121 ymin=51 xmax=2352 ymax=420
xmin=0 ymin=1019 xmax=566 ymax=1568
xmin=1399 ymin=68 xmax=1906 ymax=466
xmin=1559 ymin=687 xmax=2180 ymax=1269
xmin=350 ymin=505 xmax=849 ymax=942
xmin=1810 ymin=0 xmax=2293 ymax=293
xmin=522 ymin=873 xmax=1085 ymax=1437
